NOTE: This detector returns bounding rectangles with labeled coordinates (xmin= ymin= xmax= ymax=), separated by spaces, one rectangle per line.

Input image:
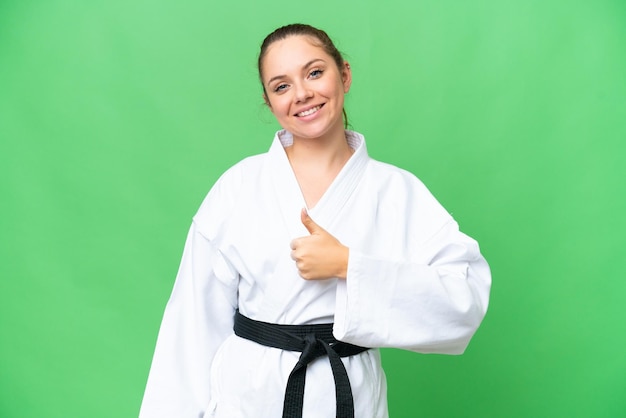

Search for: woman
xmin=140 ymin=23 xmax=491 ymax=418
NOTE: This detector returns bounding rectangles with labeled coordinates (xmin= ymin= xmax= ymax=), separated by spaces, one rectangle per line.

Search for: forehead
xmin=262 ymin=35 xmax=331 ymax=78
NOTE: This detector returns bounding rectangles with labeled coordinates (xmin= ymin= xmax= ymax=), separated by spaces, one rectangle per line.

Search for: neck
xmin=285 ymin=126 xmax=354 ymax=209
xmin=288 ymin=134 xmax=352 ymax=170
xmin=287 ymin=122 xmax=352 ymax=170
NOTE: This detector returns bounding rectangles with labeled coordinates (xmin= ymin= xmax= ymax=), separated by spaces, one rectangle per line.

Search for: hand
xmin=290 ymin=208 xmax=349 ymax=280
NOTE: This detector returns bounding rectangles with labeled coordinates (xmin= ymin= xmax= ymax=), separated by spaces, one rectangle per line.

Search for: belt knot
xmin=233 ymin=310 xmax=369 ymax=418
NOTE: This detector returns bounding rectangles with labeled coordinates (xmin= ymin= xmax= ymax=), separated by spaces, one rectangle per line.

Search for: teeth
xmin=297 ymin=105 xmax=321 ymax=117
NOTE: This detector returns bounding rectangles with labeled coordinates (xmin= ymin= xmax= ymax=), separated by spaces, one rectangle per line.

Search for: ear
xmin=263 ymin=92 xmax=272 ymax=109
xmin=342 ymin=61 xmax=352 ymax=93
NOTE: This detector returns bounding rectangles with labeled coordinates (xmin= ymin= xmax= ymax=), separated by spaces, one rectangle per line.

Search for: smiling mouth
xmin=296 ymin=104 xmax=323 ymax=117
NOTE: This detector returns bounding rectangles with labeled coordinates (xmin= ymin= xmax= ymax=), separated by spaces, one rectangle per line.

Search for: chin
xmin=290 ymin=120 xmax=343 ymax=140
xmin=292 ymin=129 xmax=332 ymax=140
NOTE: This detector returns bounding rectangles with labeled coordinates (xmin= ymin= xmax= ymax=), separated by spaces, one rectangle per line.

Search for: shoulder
xmin=205 ymin=153 xmax=265 ymax=199
xmin=348 ymin=130 xmax=429 ymax=192
xmin=346 ymin=130 xmax=439 ymax=207
xmin=214 ymin=152 xmax=267 ymax=187
xmin=362 ymin=156 xmax=454 ymax=237
xmin=366 ymin=158 xmax=432 ymax=196
xmin=192 ymin=152 xmax=268 ymax=238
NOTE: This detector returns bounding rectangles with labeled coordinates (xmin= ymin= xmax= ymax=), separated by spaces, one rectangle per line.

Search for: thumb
xmin=301 ymin=208 xmax=323 ymax=235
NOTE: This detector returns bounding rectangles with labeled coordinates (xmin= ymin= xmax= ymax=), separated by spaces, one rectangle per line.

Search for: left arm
xmin=333 ymin=219 xmax=490 ymax=354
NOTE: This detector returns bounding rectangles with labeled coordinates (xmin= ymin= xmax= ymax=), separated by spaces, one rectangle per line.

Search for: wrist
xmin=336 ymin=245 xmax=349 ymax=279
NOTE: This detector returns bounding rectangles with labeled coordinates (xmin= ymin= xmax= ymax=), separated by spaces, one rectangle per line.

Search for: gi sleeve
xmin=139 ymin=222 xmax=238 ymax=417
xmin=139 ymin=161 xmax=244 ymax=417
xmin=332 ymin=165 xmax=491 ymax=354
xmin=334 ymin=218 xmax=490 ymax=354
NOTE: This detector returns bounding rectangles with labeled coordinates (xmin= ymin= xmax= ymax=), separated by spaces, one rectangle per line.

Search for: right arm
xmin=139 ymin=222 xmax=238 ymax=417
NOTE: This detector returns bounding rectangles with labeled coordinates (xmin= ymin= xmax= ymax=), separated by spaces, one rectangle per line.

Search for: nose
xmin=293 ymin=82 xmax=313 ymax=103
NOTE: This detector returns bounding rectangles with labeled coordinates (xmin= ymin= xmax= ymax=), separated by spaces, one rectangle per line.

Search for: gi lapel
xmin=259 ymin=130 xmax=370 ymax=322
xmin=266 ymin=131 xmax=308 ymax=240
xmin=306 ymin=130 xmax=369 ymax=231
xmin=267 ymin=130 xmax=370 ymax=236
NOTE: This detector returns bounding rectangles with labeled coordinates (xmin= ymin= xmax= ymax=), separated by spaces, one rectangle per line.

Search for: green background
xmin=1 ymin=0 xmax=624 ymax=417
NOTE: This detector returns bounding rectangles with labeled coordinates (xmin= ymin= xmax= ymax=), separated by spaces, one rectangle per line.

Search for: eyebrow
xmin=266 ymin=58 xmax=327 ymax=87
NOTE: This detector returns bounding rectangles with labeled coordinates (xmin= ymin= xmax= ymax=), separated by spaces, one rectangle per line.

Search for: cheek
xmin=329 ymin=84 xmax=346 ymax=105
xmin=274 ymin=100 xmax=290 ymax=116
xmin=268 ymin=97 xmax=292 ymax=119
xmin=326 ymin=79 xmax=347 ymax=100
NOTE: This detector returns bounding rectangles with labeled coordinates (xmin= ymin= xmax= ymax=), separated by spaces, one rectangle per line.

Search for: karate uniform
xmin=139 ymin=130 xmax=491 ymax=418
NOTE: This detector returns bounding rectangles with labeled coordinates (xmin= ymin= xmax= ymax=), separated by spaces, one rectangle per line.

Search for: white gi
xmin=139 ymin=130 xmax=491 ymax=418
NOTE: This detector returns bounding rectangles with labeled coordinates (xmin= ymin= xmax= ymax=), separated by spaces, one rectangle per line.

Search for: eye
xmin=309 ymin=69 xmax=323 ymax=79
xmin=274 ymin=83 xmax=289 ymax=93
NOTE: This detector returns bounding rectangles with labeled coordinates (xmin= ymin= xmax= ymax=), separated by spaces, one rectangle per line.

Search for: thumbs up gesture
xmin=290 ymin=208 xmax=349 ymax=280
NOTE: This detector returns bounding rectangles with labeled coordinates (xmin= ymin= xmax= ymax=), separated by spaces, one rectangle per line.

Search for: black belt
xmin=233 ymin=310 xmax=369 ymax=418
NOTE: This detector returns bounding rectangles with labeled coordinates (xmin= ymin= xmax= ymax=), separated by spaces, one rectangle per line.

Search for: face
xmin=261 ymin=35 xmax=351 ymax=141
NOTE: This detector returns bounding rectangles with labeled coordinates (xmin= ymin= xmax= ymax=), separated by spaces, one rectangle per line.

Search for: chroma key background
xmin=1 ymin=0 xmax=624 ymax=416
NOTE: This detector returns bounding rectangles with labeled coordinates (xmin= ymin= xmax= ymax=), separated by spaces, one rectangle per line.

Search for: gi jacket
xmin=140 ymin=130 xmax=491 ymax=418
